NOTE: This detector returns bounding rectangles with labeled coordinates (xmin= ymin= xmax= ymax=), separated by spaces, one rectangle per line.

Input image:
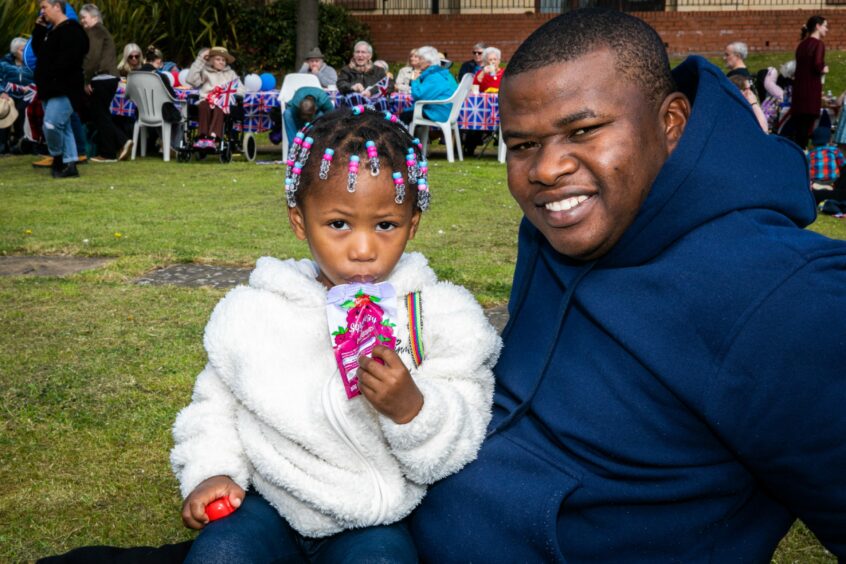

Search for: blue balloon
xmin=23 ymin=39 xmax=37 ymax=71
xmin=260 ymin=72 xmax=276 ymax=91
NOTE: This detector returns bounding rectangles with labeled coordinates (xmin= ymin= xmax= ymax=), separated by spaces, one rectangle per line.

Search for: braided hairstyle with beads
xmin=284 ymin=106 xmax=429 ymax=211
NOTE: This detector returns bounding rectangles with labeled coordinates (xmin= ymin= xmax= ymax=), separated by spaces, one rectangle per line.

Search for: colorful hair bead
xmin=384 ymin=111 xmax=399 ymax=124
xmin=365 ymin=140 xmax=380 ymax=176
xmin=319 ymin=148 xmax=334 ymax=180
xmin=287 ymin=131 xmax=305 ymax=161
xmin=347 ymin=155 xmax=360 ymax=192
xmin=392 ymin=171 xmax=406 ymax=204
xmin=406 ymin=148 xmax=418 ymax=183
xmin=292 ymin=161 xmax=304 ymax=189
xmin=412 ymin=137 xmax=423 ymax=153
xmin=418 ymin=160 xmax=428 ymax=179
xmin=417 ymin=177 xmax=430 ymax=210
xmin=300 ymin=136 xmax=314 ymax=164
xmin=352 ymin=105 xmax=365 ymax=115
xmin=285 ymin=177 xmax=297 ymax=207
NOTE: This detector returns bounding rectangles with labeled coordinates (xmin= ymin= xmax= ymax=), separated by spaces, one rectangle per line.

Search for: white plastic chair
xmin=498 ymin=126 xmax=506 ymax=163
xmin=409 ymin=73 xmax=474 ymax=163
xmin=277 ymin=73 xmax=322 ymax=158
xmin=126 ymin=71 xmax=182 ymax=162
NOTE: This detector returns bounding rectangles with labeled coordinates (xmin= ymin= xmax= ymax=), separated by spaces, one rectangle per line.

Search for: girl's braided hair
xmin=285 ymin=106 xmax=429 ymax=211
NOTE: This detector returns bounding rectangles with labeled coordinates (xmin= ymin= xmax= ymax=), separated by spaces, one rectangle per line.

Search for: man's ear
xmin=661 ymin=92 xmax=691 ymax=154
xmin=287 ymin=206 xmax=307 ymax=241
xmin=407 ymin=209 xmax=422 ymax=240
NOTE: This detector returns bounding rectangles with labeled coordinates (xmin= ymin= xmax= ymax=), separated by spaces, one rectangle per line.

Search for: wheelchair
xmin=176 ymin=93 xmax=257 ymax=164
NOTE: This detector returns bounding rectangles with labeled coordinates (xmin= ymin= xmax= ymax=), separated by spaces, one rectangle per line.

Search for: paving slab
xmin=0 ymin=256 xmax=112 ymax=276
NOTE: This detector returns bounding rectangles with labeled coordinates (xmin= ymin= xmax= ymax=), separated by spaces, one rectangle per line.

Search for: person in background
xmin=399 ymin=45 xmax=457 ymax=125
xmin=458 ymin=42 xmax=486 ymax=81
xmin=792 ymin=15 xmax=828 ymax=150
xmin=473 ymin=47 xmax=504 ymax=93
xmin=0 ymin=37 xmax=34 ymax=154
xmin=728 ymin=74 xmax=768 ymax=132
xmin=282 ymin=85 xmax=333 ymax=145
xmin=297 ymin=47 xmax=337 ymax=89
xmin=186 ymin=46 xmax=244 ymax=149
xmin=336 ymin=41 xmax=386 ymax=98
xmin=117 ymin=42 xmax=144 ymax=77
xmin=79 ymin=3 xmax=132 ymax=163
xmin=723 ymin=41 xmax=751 ymax=79
xmin=32 ymin=0 xmax=89 ymax=178
xmin=807 ymin=125 xmax=846 ymax=201
xmin=395 ymin=49 xmax=421 ymax=94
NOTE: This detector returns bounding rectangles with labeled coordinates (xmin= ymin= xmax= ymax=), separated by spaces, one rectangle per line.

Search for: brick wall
xmin=354 ymin=11 xmax=846 ymax=62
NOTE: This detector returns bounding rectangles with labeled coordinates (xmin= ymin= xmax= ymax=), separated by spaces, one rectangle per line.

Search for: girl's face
xmin=288 ymin=164 xmax=421 ymax=289
xmin=818 ymin=20 xmax=829 ymax=38
xmin=211 ymin=55 xmax=226 ymax=71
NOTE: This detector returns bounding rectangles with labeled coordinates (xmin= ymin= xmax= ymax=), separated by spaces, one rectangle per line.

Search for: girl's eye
xmin=329 ymin=220 xmax=350 ymax=230
xmin=376 ymin=222 xmax=397 ymax=231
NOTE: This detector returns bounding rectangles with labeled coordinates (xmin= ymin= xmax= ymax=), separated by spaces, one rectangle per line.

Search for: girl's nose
xmin=349 ymin=233 xmax=376 ymax=261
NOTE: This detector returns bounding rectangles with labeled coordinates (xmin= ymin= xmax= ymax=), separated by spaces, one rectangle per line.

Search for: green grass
xmin=1 ymin=142 xmax=843 ymax=562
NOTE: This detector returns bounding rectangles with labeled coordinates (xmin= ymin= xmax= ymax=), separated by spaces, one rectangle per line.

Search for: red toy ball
xmin=205 ymin=497 xmax=236 ymax=521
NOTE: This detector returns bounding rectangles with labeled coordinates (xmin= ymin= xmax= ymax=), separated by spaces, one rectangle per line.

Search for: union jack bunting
xmin=4 ymin=83 xmax=37 ymax=103
xmin=240 ymin=113 xmax=271 ymax=133
xmin=207 ymin=80 xmax=240 ymax=114
xmin=340 ymin=93 xmax=388 ymax=112
xmin=110 ymin=93 xmax=136 ymax=118
xmin=371 ymin=75 xmax=391 ymax=98
xmin=458 ymin=92 xmax=499 ymax=131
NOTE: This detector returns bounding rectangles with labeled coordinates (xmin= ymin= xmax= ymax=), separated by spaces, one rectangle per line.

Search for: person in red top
xmin=473 ymin=47 xmax=504 ymax=93
xmin=791 ymin=15 xmax=828 ymax=149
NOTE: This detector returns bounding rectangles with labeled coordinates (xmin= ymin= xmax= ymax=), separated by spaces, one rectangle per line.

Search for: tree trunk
xmin=296 ymin=0 xmax=319 ymax=69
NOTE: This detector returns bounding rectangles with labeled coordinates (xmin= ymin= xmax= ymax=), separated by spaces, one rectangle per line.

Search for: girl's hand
xmin=181 ymin=475 xmax=245 ymax=530
xmin=358 ymin=346 xmax=423 ymax=424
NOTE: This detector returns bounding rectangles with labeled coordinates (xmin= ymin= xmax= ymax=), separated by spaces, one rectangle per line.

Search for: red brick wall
xmin=354 ymin=11 xmax=846 ymax=63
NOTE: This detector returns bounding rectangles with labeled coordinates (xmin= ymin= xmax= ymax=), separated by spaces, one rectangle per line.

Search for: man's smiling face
xmin=500 ymin=48 xmax=685 ymax=261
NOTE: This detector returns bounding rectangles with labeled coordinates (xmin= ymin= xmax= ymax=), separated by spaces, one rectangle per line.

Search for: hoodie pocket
xmin=414 ymin=433 xmax=581 ymax=563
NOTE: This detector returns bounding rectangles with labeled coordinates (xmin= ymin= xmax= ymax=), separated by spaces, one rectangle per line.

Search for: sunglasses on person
xmin=128 ymin=54 xmax=141 ymax=60
xmin=473 ymin=50 xmax=483 ymax=54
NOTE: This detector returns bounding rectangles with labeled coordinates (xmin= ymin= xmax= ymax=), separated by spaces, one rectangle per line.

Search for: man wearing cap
xmin=298 ymin=47 xmax=337 ymax=89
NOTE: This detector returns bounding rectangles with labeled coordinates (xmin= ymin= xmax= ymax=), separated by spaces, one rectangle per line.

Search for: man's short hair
xmin=298 ymin=95 xmax=317 ymax=119
xmin=727 ymin=41 xmax=748 ymax=60
xmin=504 ymin=9 xmax=675 ymax=105
xmin=80 ymin=3 xmax=102 ymax=22
xmin=354 ymin=41 xmax=373 ymax=55
xmin=43 ymin=0 xmax=67 ymax=13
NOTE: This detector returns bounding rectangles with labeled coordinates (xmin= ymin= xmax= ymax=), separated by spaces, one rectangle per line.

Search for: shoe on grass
xmin=77 ymin=155 xmax=88 ymax=165
xmin=118 ymin=140 xmax=133 ymax=161
xmin=32 ymin=156 xmax=53 ymax=168
xmin=52 ymin=162 xmax=79 ymax=178
xmin=91 ymin=156 xmax=117 ymax=163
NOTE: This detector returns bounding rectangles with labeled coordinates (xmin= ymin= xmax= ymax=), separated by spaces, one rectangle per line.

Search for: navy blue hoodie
xmin=411 ymin=57 xmax=846 ymax=561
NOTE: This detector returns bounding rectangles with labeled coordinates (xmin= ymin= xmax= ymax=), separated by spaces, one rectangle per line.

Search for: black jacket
xmin=32 ymin=18 xmax=89 ymax=109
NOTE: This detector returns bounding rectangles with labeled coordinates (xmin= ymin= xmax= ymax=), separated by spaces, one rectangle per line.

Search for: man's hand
xmin=84 ymin=84 xmax=93 ymax=96
xmin=181 ymin=475 xmax=245 ymax=529
xmin=358 ymin=346 xmax=423 ymax=424
xmin=352 ymin=83 xmax=364 ymax=93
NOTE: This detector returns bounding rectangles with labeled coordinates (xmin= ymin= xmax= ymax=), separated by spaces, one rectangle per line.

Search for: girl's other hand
xmin=358 ymin=346 xmax=423 ymax=424
xmin=181 ymin=475 xmax=245 ymax=530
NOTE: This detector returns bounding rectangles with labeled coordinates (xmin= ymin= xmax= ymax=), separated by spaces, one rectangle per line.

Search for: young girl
xmin=185 ymin=46 xmax=244 ymax=149
xmin=171 ymin=106 xmax=501 ymax=563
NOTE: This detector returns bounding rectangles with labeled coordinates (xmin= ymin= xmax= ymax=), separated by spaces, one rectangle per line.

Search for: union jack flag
xmin=110 ymin=93 xmax=136 ymax=118
xmin=370 ymin=75 xmax=391 ymax=98
xmin=207 ymin=79 xmax=240 ymax=114
xmin=4 ymin=83 xmax=36 ymax=103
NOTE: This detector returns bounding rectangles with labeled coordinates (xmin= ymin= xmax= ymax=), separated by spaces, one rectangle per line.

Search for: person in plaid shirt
xmin=808 ymin=125 xmax=846 ymax=182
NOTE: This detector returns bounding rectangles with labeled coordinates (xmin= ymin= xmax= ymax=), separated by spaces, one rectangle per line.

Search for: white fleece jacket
xmin=170 ymin=252 xmax=501 ymax=537
xmin=186 ymin=54 xmax=245 ymax=98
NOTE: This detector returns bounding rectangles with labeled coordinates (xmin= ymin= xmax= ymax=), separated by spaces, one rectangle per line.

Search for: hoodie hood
xmin=600 ymin=55 xmax=815 ymax=268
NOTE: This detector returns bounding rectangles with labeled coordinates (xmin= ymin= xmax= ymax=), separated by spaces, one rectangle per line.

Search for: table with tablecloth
xmin=111 ymin=86 xmax=501 ymax=133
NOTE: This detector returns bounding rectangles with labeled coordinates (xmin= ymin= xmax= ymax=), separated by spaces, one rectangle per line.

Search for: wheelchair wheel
xmin=195 ymin=151 xmax=206 ymax=161
xmin=177 ymin=149 xmax=192 ymax=163
xmin=242 ymin=133 xmax=257 ymax=162
xmin=220 ymin=143 xmax=232 ymax=164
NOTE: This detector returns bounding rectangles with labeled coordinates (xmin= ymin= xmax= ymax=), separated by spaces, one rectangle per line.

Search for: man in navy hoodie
xmin=410 ymin=9 xmax=846 ymax=562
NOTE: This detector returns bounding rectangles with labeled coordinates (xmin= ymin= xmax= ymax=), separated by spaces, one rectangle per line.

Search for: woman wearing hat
xmin=186 ymin=46 xmax=244 ymax=149
xmin=298 ymin=47 xmax=337 ymax=88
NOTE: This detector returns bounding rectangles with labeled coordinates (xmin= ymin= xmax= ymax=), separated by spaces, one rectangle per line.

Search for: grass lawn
xmin=2 ymin=135 xmax=844 ymax=561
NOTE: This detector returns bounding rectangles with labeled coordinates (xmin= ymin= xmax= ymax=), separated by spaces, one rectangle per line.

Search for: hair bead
xmin=352 ymin=105 xmax=365 ymax=115
xmin=406 ymin=148 xmax=418 ymax=183
xmin=365 ymin=140 xmax=380 ymax=176
xmin=347 ymin=155 xmax=360 ymax=192
xmin=319 ymin=148 xmax=334 ymax=180
xmin=392 ymin=171 xmax=406 ymax=204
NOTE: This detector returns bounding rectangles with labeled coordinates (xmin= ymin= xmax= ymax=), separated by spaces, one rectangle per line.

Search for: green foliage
xmin=235 ymin=0 xmax=371 ymax=74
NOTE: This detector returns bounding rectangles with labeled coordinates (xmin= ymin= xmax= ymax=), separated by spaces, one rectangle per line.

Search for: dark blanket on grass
xmin=37 ymin=541 xmax=192 ymax=564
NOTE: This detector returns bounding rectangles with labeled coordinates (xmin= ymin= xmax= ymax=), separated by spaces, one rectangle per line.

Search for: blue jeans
xmin=42 ymin=96 xmax=78 ymax=163
xmin=283 ymin=106 xmax=303 ymax=149
xmin=184 ymin=493 xmax=418 ymax=564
